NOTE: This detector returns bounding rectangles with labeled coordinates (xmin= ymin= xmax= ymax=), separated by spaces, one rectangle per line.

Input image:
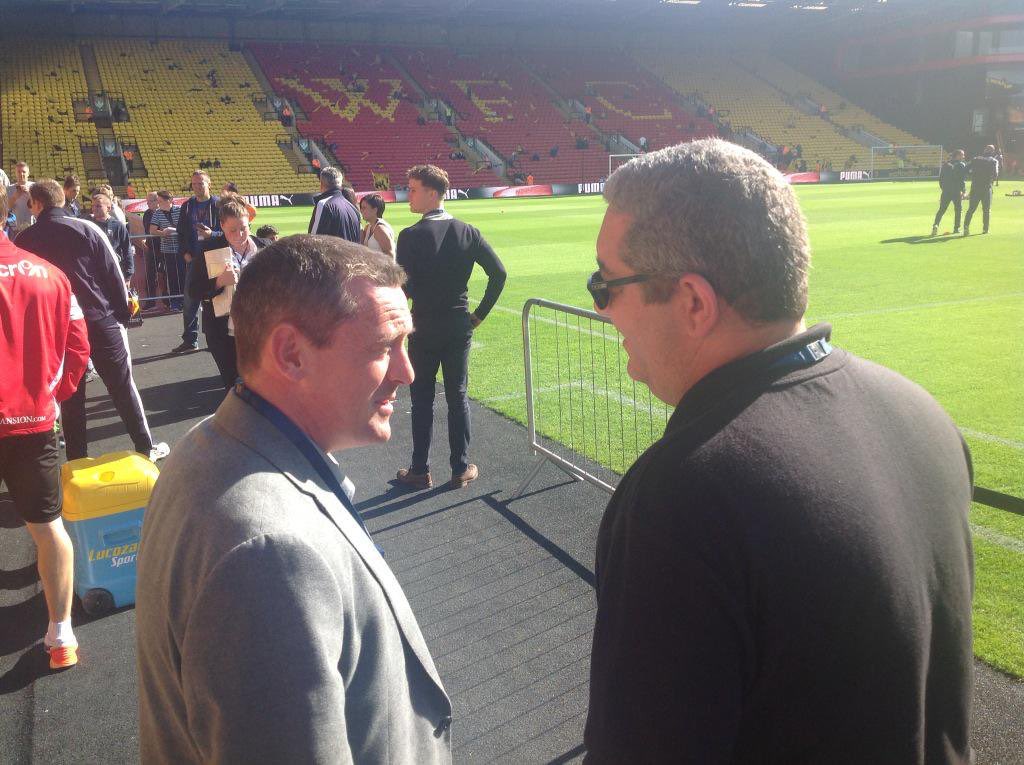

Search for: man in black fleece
xmin=395 ymin=164 xmax=506 ymax=490
xmin=583 ymin=139 xmax=973 ymax=764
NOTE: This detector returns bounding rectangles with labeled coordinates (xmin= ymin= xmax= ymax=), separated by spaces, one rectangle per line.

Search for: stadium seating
xmin=393 ymin=47 xmax=609 ymax=185
xmin=250 ymin=43 xmax=494 ymax=190
xmin=0 ymin=37 xmax=931 ymax=197
xmin=741 ymin=54 xmax=927 ymax=149
xmin=92 ymin=39 xmax=311 ymax=195
xmin=636 ymin=49 xmax=907 ymax=173
xmin=0 ymin=42 xmax=97 ymax=184
xmin=536 ymin=50 xmax=718 ymax=151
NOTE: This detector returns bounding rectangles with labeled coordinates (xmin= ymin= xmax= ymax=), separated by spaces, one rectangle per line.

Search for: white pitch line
xmin=961 ymin=428 xmax=1024 ymax=452
xmin=824 ymin=291 xmax=1024 ymax=320
xmin=970 ymin=524 xmax=1024 ymax=555
xmin=475 ymin=300 xmax=620 ymax=343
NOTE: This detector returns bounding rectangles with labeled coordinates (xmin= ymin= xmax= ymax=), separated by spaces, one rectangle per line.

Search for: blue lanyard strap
xmin=767 ymin=338 xmax=833 ymax=375
xmin=233 ymin=384 xmax=373 ymax=542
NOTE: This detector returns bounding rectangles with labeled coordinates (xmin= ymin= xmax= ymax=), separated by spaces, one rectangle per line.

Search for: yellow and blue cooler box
xmin=61 ymin=451 xmax=159 ymax=615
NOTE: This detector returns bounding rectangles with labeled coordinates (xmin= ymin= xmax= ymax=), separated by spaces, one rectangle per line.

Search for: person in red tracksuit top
xmin=0 ymin=187 xmax=90 ymax=670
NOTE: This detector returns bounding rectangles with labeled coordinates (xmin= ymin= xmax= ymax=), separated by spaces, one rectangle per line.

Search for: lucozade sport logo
xmin=89 ymin=542 xmax=139 ymax=569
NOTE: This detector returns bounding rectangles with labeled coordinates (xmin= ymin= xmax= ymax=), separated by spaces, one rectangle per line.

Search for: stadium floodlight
xmin=868 ymin=144 xmax=944 ymax=180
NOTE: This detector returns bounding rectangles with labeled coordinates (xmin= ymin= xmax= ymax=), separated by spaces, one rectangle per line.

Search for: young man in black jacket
xmin=583 ymin=140 xmax=973 ymax=764
xmin=395 ymin=164 xmax=506 ymax=489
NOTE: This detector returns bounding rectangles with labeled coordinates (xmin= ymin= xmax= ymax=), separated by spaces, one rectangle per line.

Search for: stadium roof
xmin=0 ymin=0 xmax=968 ymax=24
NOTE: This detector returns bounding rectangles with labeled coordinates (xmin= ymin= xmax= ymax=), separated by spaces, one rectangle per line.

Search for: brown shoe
xmin=396 ymin=467 xmax=432 ymax=489
xmin=450 ymin=464 xmax=478 ymax=489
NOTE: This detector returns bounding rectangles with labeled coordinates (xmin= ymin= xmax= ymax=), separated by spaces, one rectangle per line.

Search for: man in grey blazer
xmin=136 ymin=235 xmax=452 ymax=763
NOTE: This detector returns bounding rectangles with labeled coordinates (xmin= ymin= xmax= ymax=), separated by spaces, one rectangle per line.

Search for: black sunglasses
xmin=587 ymin=270 xmax=655 ymax=310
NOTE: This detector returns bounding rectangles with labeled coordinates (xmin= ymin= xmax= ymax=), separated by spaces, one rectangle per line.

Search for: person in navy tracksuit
xmin=308 ymin=167 xmax=360 ymax=243
xmin=16 ymin=179 xmax=168 ymax=462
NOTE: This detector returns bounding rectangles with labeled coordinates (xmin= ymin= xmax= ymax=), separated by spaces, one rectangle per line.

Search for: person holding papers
xmin=188 ymin=197 xmax=271 ymax=389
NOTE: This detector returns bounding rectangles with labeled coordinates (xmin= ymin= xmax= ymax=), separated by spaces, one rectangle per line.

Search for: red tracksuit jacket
xmin=0 ymin=231 xmax=90 ymax=438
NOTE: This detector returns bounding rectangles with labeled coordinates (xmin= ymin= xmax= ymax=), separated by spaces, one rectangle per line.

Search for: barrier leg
xmin=514 ymin=454 xmax=550 ymax=499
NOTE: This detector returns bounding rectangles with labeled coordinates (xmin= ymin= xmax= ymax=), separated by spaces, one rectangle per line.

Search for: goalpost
xmin=869 ymin=145 xmax=944 ymax=180
xmin=609 ymin=153 xmax=643 ymax=177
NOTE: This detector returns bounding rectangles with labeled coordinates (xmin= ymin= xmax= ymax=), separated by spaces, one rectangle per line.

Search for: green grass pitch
xmin=257 ymin=180 xmax=1024 ymax=677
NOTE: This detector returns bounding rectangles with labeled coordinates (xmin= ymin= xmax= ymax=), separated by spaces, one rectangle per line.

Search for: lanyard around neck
xmin=767 ymin=337 xmax=833 ymax=375
xmin=233 ymin=384 xmax=373 ymax=542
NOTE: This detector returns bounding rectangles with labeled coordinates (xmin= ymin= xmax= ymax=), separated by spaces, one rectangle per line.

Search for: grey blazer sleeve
xmin=181 ymin=533 xmax=352 ymax=764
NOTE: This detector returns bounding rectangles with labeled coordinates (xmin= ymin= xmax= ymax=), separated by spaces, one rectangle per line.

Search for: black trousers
xmin=964 ymin=187 xmax=993 ymax=232
xmin=62 ymin=315 xmax=154 ymax=460
xmin=408 ymin=315 xmax=473 ymax=474
xmin=204 ymin=317 xmax=238 ymax=391
xmin=933 ymin=190 xmax=962 ymax=230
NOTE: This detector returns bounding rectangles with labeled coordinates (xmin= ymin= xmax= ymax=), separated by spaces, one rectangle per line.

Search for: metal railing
xmin=513 ymin=298 xmax=1023 ymax=517
xmin=515 ymin=298 xmax=671 ymax=497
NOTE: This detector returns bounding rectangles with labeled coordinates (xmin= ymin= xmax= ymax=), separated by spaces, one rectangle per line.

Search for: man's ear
xmin=265 ymin=323 xmax=311 ymax=383
xmin=672 ymin=273 xmax=720 ymax=338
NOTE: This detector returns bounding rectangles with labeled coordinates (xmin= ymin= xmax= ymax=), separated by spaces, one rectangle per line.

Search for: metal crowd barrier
xmin=130 ymin=233 xmax=184 ymax=304
xmin=514 ymin=298 xmax=671 ymax=498
xmin=513 ymin=298 xmax=1023 ymax=518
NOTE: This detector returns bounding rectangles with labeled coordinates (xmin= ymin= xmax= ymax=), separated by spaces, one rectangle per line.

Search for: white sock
xmin=45 ymin=619 xmax=77 ymax=648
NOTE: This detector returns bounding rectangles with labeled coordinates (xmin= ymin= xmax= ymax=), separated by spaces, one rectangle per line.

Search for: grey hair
xmin=604 ymin=138 xmax=810 ymax=323
xmin=320 ymin=166 xmax=345 ymax=190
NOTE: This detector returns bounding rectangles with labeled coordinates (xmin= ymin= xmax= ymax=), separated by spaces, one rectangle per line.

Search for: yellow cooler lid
xmin=61 ymin=451 xmax=161 ymax=521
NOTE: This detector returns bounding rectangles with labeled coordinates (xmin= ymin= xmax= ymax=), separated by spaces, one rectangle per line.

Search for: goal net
xmin=869 ymin=145 xmax=944 ymax=180
xmin=609 ymin=153 xmax=643 ymax=177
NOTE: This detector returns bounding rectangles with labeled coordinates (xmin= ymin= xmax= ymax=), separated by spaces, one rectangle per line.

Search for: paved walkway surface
xmin=1 ymin=314 xmax=1022 ymax=764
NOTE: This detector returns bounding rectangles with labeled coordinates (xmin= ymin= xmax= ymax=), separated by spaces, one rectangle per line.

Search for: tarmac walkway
xmin=1 ymin=313 xmax=1022 ymax=764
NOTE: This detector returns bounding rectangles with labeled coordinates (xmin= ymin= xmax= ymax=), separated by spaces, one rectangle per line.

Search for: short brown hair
xmin=218 ymin=197 xmax=249 ymax=221
xmin=192 ymin=170 xmax=210 ymax=181
xmin=361 ymin=192 xmax=386 ymax=217
xmin=29 ymin=180 xmax=65 ymax=211
xmin=157 ymin=190 xmax=174 ymax=201
xmin=232 ymin=235 xmax=406 ymax=376
xmin=407 ymin=164 xmax=449 ymax=195
xmin=63 ymin=174 xmax=79 ymax=189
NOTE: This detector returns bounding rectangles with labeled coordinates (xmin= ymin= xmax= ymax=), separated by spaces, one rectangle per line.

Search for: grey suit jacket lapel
xmin=212 ymin=394 xmax=448 ymax=697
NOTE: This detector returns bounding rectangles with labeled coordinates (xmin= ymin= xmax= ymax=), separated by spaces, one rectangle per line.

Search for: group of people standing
xmin=1 ymin=174 xmax=173 ymax=671
xmin=932 ymin=143 xmax=1001 ymax=236
xmin=131 ymin=142 xmax=974 ymax=763
xmin=4 ymin=144 xmax=977 ymax=763
xmin=306 ymin=163 xmax=507 ymax=488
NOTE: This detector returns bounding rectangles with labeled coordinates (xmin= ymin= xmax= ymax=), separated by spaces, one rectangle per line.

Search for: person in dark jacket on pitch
xmin=583 ymin=140 xmax=973 ymax=764
xmin=963 ymin=144 xmax=1000 ymax=236
xmin=932 ymin=149 xmax=967 ymax=236
xmin=188 ymin=197 xmax=271 ymax=390
xmin=308 ymin=167 xmax=360 ymax=242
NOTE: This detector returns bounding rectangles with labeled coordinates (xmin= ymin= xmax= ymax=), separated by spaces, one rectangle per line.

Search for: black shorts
xmin=0 ymin=430 xmax=63 ymax=524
